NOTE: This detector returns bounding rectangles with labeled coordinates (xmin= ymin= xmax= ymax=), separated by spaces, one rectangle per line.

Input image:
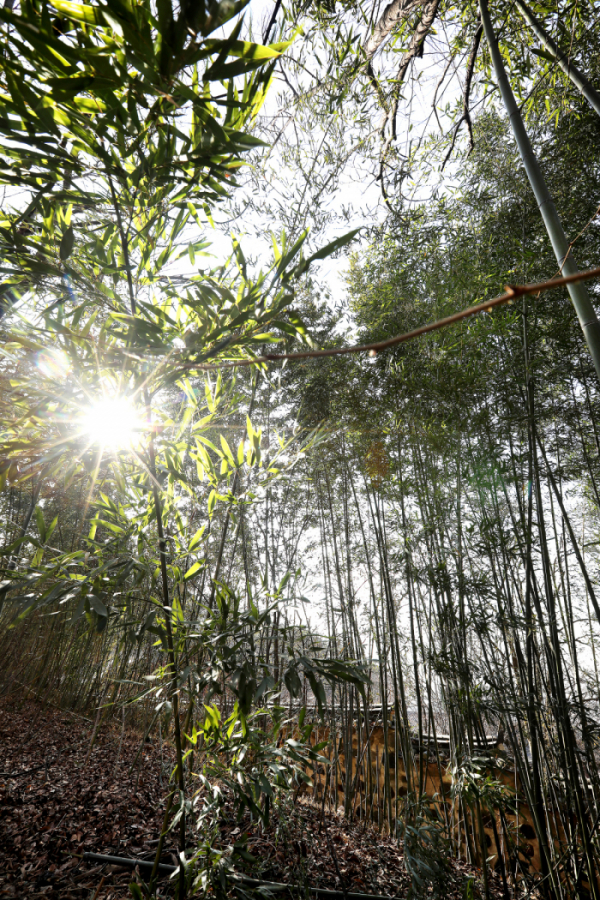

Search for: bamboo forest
xmin=1 ymin=0 xmax=600 ymax=897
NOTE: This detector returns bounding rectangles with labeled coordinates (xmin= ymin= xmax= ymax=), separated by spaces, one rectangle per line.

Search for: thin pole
xmin=479 ymin=0 xmax=600 ymax=384
xmin=177 ymin=265 xmax=600 ymax=373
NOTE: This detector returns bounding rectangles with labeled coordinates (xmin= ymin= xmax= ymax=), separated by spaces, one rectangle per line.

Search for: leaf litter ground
xmin=0 ymin=700 xmax=505 ymax=899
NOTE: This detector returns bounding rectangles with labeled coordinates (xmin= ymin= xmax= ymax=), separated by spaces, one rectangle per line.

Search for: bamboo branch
xmin=180 ymin=265 xmax=600 ymax=372
xmin=363 ymin=0 xmax=425 ymax=61
xmin=442 ymin=21 xmax=483 ymax=167
xmin=82 ymin=853 xmax=399 ymax=900
xmin=377 ymin=0 xmax=441 ymax=195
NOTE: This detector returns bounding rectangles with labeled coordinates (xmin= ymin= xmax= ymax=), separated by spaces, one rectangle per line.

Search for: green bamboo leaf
xmin=34 ymin=506 xmax=47 ymax=543
xmin=237 ymin=438 xmax=245 ymax=467
xmin=284 ymin=666 xmax=302 ymax=697
xmin=203 ymin=38 xmax=292 ymax=60
xmin=95 ymin=519 xmax=125 ymax=535
xmin=50 ymin=0 xmax=105 ymax=25
xmin=530 ymin=47 xmax=556 ymax=63
xmin=45 ymin=515 xmax=59 ymax=545
xmin=207 ymin=489 xmax=216 ymax=516
xmin=188 ymin=525 xmax=206 ymax=552
xmin=219 ymin=434 xmax=236 ymax=467
xmin=59 ymin=226 xmax=75 ymax=261
xmin=292 ymin=228 xmax=362 ymax=279
xmin=184 ymin=560 xmax=203 ymax=580
xmin=89 ymin=594 xmax=108 ymax=617
xmin=203 ymin=56 xmax=272 ymax=82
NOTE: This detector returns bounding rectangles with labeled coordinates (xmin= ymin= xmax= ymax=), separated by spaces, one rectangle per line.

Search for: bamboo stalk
xmin=479 ymin=0 xmax=600 ymax=384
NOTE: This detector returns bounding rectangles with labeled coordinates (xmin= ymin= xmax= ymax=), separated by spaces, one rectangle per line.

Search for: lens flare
xmin=37 ymin=348 xmax=71 ymax=380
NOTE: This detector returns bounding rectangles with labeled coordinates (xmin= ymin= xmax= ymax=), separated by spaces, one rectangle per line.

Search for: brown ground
xmin=0 ymin=700 xmax=506 ymax=899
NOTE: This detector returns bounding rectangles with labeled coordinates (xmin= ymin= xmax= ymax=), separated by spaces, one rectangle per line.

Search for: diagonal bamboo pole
xmin=514 ymin=0 xmax=600 ymax=117
xmin=479 ymin=0 xmax=600 ymax=385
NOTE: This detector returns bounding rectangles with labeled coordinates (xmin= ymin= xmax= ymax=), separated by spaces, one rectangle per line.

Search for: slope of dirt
xmin=0 ymin=699 xmax=506 ymax=900
xmin=0 ymin=699 xmax=177 ymax=899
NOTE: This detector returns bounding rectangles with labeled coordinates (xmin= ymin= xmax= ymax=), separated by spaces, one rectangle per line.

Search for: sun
xmin=81 ymin=396 xmax=142 ymax=451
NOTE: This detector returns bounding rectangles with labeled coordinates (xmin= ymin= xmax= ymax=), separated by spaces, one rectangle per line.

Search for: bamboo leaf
xmin=59 ymin=226 xmax=75 ymax=261
xmin=184 ymin=560 xmax=203 ymax=580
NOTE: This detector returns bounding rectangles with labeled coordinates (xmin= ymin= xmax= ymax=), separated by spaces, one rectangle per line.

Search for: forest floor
xmin=0 ymin=699 xmax=507 ymax=900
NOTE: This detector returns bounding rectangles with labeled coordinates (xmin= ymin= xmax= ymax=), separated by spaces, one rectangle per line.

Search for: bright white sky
xmin=200 ymin=0 xmax=470 ymax=309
